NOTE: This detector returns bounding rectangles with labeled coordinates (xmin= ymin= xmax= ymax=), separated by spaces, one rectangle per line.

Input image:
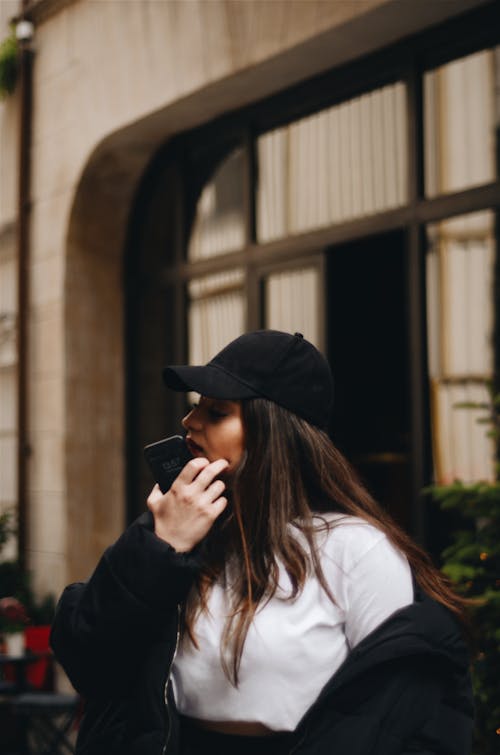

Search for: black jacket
xmin=51 ymin=512 xmax=474 ymax=755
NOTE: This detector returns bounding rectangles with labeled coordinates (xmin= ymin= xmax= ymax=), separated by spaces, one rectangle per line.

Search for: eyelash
xmin=190 ymin=402 xmax=227 ymax=419
xmin=208 ymin=408 xmax=227 ymax=420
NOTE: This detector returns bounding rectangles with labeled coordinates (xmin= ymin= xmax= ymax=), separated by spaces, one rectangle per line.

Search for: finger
xmin=204 ymin=478 xmax=226 ymax=502
xmin=177 ymin=456 xmax=210 ymax=484
xmin=147 ymin=484 xmax=163 ymax=507
xmin=192 ymin=458 xmax=229 ymax=489
xmin=209 ymin=496 xmax=228 ymax=520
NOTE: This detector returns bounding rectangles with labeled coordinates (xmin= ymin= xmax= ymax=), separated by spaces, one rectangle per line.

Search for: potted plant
xmin=0 ymin=510 xmax=56 ymax=679
xmin=425 ymin=384 xmax=500 ymax=755
xmin=24 ymin=594 xmax=56 ymax=688
xmin=0 ymin=596 xmax=29 ymax=656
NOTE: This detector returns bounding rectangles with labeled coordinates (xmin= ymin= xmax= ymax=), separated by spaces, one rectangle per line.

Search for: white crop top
xmin=171 ymin=515 xmax=413 ymax=731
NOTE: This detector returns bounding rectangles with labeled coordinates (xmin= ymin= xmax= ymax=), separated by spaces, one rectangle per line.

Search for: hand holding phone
xmin=145 ymin=445 xmax=229 ymax=552
xmin=144 ymin=435 xmax=194 ymax=493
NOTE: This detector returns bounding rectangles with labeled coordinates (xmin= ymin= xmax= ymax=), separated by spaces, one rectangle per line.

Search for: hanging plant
xmin=0 ymin=27 xmax=19 ymax=100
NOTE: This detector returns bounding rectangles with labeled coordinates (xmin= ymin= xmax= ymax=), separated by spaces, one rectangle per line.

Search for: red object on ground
xmin=24 ymin=625 xmax=52 ymax=689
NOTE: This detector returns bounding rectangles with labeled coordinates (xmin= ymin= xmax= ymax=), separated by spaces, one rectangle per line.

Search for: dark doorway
xmin=327 ymin=230 xmax=412 ymax=531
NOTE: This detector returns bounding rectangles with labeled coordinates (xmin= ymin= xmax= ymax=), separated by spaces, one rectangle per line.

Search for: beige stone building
xmin=0 ymin=0 xmax=499 ymax=612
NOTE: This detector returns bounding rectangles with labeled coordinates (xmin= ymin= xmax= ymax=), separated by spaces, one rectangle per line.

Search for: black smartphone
xmin=143 ymin=435 xmax=194 ymax=493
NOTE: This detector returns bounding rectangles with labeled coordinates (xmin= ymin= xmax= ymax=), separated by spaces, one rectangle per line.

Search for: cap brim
xmin=162 ymin=364 xmax=257 ymax=400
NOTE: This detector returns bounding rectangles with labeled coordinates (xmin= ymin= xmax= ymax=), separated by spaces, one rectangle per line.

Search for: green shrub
xmin=426 ymin=387 xmax=500 ymax=754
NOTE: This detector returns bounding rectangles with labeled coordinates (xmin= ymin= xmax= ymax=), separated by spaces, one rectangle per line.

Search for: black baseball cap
xmin=162 ymin=330 xmax=333 ymax=430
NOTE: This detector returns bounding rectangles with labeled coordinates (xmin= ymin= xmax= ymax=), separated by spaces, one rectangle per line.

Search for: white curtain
xmin=426 ymin=211 xmax=495 ymax=483
xmin=265 ymin=267 xmax=321 ymax=348
xmin=188 ymin=148 xmax=246 ymax=261
xmin=188 ymin=269 xmax=245 ymax=366
xmin=257 ymin=82 xmax=408 ymax=242
xmin=424 ymin=48 xmax=496 ymax=197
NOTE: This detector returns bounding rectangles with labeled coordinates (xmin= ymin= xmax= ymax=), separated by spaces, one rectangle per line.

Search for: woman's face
xmin=181 ymin=397 xmax=245 ymax=472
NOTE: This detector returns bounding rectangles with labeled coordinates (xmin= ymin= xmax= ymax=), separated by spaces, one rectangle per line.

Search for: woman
xmin=51 ymin=330 xmax=473 ymax=755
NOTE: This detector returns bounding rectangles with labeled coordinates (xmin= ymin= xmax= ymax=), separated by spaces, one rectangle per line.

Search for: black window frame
xmin=125 ymin=1 xmax=500 ymax=539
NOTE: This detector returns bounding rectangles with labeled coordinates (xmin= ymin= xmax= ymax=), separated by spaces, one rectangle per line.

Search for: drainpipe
xmin=15 ymin=8 xmax=34 ymax=569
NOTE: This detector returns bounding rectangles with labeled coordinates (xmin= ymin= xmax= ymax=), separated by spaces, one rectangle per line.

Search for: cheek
xmin=232 ymin=437 xmax=245 ymax=462
xmin=224 ymin=422 xmax=245 ymax=461
xmin=234 ymin=437 xmax=245 ymax=466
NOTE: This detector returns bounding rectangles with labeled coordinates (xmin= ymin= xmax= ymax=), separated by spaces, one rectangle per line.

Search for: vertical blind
xmin=188 ymin=269 xmax=245 ymax=366
xmin=426 ymin=211 xmax=495 ymax=483
xmin=257 ymin=82 xmax=408 ymax=242
xmin=424 ymin=48 xmax=497 ymax=197
xmin=188 ymin=148 xmax=246 ymax=261
xmin=265 ymin=267 xmax=321 ymax=348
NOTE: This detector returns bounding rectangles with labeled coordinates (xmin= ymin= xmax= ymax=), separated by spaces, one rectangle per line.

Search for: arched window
xmin=126 ymin=13 xmax=499 ymax=551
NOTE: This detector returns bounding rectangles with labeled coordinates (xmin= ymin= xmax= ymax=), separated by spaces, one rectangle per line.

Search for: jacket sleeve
xmin=293 ymin=592 xmax=473 ymax=755
xmin=294 ymin=656 xmax=473 ymax=755
xmin=50 ymin=511 xmax=201 ymax=697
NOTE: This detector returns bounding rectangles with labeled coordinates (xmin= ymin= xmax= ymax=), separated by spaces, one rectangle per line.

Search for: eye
xmin=208 ymin=406 xmax=228 ymax=420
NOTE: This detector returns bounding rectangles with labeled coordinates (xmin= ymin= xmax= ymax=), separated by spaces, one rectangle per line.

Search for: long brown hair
xmin=184 ymin=398 xmax=467 ymax=684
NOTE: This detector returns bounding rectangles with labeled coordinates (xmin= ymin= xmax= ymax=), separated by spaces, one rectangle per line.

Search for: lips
xmin=186 ymin=437 xmax=204 ymax=456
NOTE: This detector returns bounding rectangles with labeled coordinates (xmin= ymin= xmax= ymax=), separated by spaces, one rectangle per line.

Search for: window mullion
xmin=243 ymin=128 xmax=257 ymax=246
xmin=245 ymin=264 xmax=261 ymax=331
xmin=406 ymin=224 xmax=429 ymax=544
xmin=406 ymin=57 xmax=424 ymax=207
xmin=243 ymin=129 xmax=260 ymax=331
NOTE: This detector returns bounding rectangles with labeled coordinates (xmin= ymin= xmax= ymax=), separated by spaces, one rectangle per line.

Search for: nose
xmin=181 ymin=406 xmax=202 ymax=431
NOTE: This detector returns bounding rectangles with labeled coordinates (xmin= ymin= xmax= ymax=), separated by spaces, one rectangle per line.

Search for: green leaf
xmin=0 ymin=29 xmax=18 ymax=100
xmin=442 ymin=563 xmax=478 ymax=581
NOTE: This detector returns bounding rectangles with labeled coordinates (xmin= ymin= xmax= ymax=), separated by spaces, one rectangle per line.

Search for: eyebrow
xmin=202 ymin=397 xmax=233 ymax=409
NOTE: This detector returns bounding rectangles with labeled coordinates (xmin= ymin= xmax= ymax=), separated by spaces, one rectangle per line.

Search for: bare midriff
xmin=185 ymin=717 xmax=277 ymax=736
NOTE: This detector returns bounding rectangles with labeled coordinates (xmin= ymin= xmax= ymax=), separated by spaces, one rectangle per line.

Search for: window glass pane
xmin=0 ymin=367 xmax=17 ymax=534
xmin=0 ymin=367 xmax=16 ymax=433
xmin=265 ymin=267 xmax=321 ymax=348
xmin=257 ymin=82 xmax=408 ymax=242
xmin=188 ymin=149 xmax=245 ymax=261
xmin=0 ymin=314 xmax=16 ymax=369
xmin=0 ymin=435 xmax=17 ymax=505
xmin=0 ymin=242 xmax=18 ymax=549
xmin=424 ymin=48 xmax=498 ymax=197
xmin=426 ymin=210 xmax=495 ymax=483
xmin=0 ymin=254 xmax=17 ymax=368
xmin=188 ymin=269 xmax=245 ymax=365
